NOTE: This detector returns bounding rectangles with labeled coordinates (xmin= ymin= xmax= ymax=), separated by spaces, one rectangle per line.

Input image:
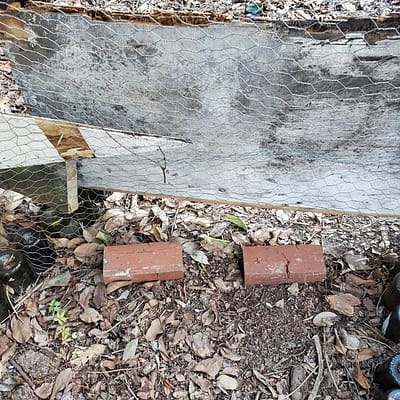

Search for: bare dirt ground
xmin=0 ymin=190 xmax=399 ymax=400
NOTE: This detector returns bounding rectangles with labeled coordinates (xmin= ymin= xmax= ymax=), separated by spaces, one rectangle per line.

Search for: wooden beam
xmin=0 ymin=113 xmax=398 ymax=216
xmin=0 ymin=113 xmax=78 ymax=212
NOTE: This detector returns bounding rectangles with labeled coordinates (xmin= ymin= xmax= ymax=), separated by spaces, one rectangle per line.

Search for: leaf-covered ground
xmin=0 ymin=190 xmax=399 ymax=400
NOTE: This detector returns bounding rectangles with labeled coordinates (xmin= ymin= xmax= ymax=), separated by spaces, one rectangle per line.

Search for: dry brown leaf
xmin=145 ymin=318 xmax=164 ymax=342
xmin=11 ymin=315 xmax=32 ymax=344
xmin=228 ymin=333 xmax=246 ymax=349
xmin=191 ymin=217 xmax=212 ymax=228
xmin=231 ymin=231 xmax=250 ymax=246
xmin=106 ymin=280 xmax=132 ymax=294
xmin=216 ymin=374 xmax=239 ymax=391
xmin=287 ymin=282 xmax=300 ymax=296
xmin=70 ymin=344 xmax=106 ymax=368
xmin=313 ymin=311 xmax=339 ymax=327
xmin=346 ymin=274 xmax=375 ymax=286
xmin=221 ymin=348 xmax=241 ymax=361
xmin=42 ymin=271 xmax=71 ymax=289
xmin=334 ymin=329 xmax=347 ymax=355
xmin=74 ymin=243 xmax=100 ymax=259
xmin=250 ymin=228 xmax=271 ymax=244
xmin=209 ymin=222 xmax=229 ymax=237
xmin=104 ymin=215 xmax=126 ymax=232
xmin=35 ymin=382 xmax=53 ymax=399
xmin=192 ymin=355 xmax=223 ymax=379
xmin=50 ymin=368 xmax=73 ymax=400
xmin=326 ymin=293 xmax=361 ymax=317
xmin=50 ymin=238 xmax=69 ymax=249
xmin=353 ymin=362 xmax=370 ymax=390
xmin=82 ymin=226 xmax=99 ymax=243
xmin=171 ymin=328 xmax=187 ymax=346
xmin=122 ymin=338 xmax=139 ymax=363
xmin=189 ymin=374 xmax=212 ymax=391
xmin=102 ymin=208 xmax=125 ymax=221
xmin=214 ymin=278 xmax=233 ymax=293
xmin=340 ymin=329 xmax=360 ymax=351
xmin=93 ymin=282 xmax=106 ymax=309
xmin=80 ymin=307 xmax=103 ymax=324
xmin=253 ymin=369 xmax=269 ymax=385
xmin=24 ymin=298 xmax=39 ymax=318
xmin=191 ymin=332 xmax=213 ymax=358
xmin=201 ymin=310 xmax=215 ymax=326
xmin=0 ymin=343 xmax=16 ymax=379
xmin=357 ymin=348 xmax=377 ymax=362
xmin=0 ymin=336 xmax=12 ymax=357
xmin=79 ymin=286 xmax=95 ymax=309
xmin=31 ymin=318 xmax=48 ymax=345
xmin=67 ymin=237 xmax=85 ymax=249
xmin=344 ymin=254 xmax=370 ymax=271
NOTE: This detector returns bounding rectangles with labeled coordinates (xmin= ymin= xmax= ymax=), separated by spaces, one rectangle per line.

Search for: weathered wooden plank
xmin=0 ymin=113 xmax=398 ymax=215
xmin=77 ymin=123 xmax=400 ymax=216
xmin=0 ymin=113 xmax=78 ymax=211
xmin=1 ymin=10 xmax=400 ymax=214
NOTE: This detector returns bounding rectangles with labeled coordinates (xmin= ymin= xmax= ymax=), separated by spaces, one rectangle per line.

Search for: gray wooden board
xmin=0 ymin=113 xmax=76 ymax=211
xmin=2 ymin=10 xmax=400 ymax=214
xmin=77 ymin=120 xmax=400 ymax=215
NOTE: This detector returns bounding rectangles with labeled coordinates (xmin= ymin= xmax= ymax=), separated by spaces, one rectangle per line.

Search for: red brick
xmin=103 ymin=242 xmax=184 ymax=284
xmin=243 ymin=246 xmax=288 ymax=286
xmin=285 ymin=245 xmax=326 ymax=284
xmin=243 ymin=245 xmax=326 ymax=287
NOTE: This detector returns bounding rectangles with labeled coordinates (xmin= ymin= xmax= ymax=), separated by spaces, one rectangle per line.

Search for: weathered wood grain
xmin=0 ymin=114 xmax=78 ymax=212
xmin=1 ymin=10 xmax=400 ymax=214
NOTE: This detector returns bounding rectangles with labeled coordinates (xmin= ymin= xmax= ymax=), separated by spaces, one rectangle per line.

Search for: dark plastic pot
xmin=14 ymin=228 xmax=56 ymax=273
xmin=375 ymin=389 xmax=400 ymax=400
xmin=0 ymin=249 xmax=35 ymax=293
xmin=382 ymin=305 xmax=400 ymax=343
xmin=382 ymin=273 xmax=400 ymax=311
xmin=374 ymin=354 xmax=400 ymax=389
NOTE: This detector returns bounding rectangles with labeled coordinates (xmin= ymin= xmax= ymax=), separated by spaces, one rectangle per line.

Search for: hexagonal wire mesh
xmin=0 ymin=1 xmax=399 ymax=249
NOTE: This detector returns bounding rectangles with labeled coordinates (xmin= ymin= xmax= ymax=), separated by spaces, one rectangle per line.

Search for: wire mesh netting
xmin=0 ymin=4 xmax=400 ymax=399
xmin=0 ymin=1 xmax=400 ymax=217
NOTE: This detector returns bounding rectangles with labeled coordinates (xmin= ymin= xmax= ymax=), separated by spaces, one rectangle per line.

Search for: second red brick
xmin=243 ymin=244 xmax=326 ymax=287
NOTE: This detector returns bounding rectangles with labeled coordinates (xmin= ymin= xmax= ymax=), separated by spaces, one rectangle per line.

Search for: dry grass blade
xmin=308 ymin=335 xmax=324 ymax=400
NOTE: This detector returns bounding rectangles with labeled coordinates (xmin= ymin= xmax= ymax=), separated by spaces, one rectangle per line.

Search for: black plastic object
xmin=375 ymin=389 xmax=400 ymax=400
xmin=0 ymin=249 xmax=35 ymax=294
xmin=382 ymin=273 xmax=400 ymax=311
xmin=382 ymin=305 xmax=400 ymax=342
xmin=374 ymin=354 xmax=400 ymax=389
xmin=0 ymin=284 xmax=10 ymax=322
xmin=14 ymin=228 xmax=56 ymax=274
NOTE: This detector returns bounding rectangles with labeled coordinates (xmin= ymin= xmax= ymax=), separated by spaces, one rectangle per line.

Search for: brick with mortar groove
xmin=243 ymin=244 xmax=326 ymax=286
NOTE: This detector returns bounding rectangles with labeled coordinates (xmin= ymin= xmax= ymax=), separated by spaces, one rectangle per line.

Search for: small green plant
xmin=60 ymin=326 xmax=71 ymax=343
xmin=48 ymin=300 xmax=69 ymax=340
xmin=54 ymin=309 xmax=68 ymax=325
xmin=48 ymin=299 xmax=62 ymax=314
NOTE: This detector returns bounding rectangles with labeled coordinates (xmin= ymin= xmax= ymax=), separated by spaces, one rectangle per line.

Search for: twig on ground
xmin=123 ymin=376 xmax=139 ymax=399
xmin=103 ymin=300 xmax=145 ymax=334
xmin=281 ymin=366 xmax=318 ymax=400
xmin=87 ymin=367 xmax=138 ymax=374
xmin=308 ymin=334 xmax=324 ymax=400
xmin=10 ymin=359 xmax=35 ymax=389
xmin=323 ymin=333 xmax=340 ymax=392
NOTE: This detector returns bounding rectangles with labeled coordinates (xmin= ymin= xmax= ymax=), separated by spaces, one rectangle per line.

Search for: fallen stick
xmin=308 ymin=334 xmax=324 ymax=400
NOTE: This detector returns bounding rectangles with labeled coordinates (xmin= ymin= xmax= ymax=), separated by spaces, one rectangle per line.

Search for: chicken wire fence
xmin=0 ymin=1 xmax=400 ymax=232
